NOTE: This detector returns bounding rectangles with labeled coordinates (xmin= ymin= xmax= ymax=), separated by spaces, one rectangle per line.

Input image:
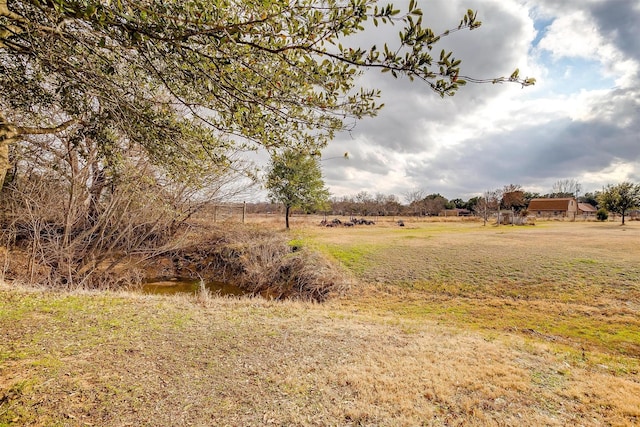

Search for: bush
xmin=165 ymin=225 xmax=350 ymax=302
xmin=596 ymin=208 xmax=609 ymax=221
xmin=1 ymin=170 xmax=183 ymax=289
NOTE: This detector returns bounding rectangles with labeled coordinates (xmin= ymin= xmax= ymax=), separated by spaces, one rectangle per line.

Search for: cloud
xmin=584 ymin=0 xmax=640 ymax=62
xmin=318 ymin=0 xmax=640 ymax=200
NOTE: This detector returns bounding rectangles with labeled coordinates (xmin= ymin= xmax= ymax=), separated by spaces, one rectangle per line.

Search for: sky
xmin=318 ymin=0 xmax=640 ymax=202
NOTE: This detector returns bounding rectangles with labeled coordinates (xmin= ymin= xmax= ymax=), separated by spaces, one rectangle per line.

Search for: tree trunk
xmin=285 ymin=205 xmax=290 ymax=229
xmin=1 ymin=113 xmax=79 ymax=192
xmin=0 ymin=143 xmax=8 ymax=191
xmin=0 ymin=114 xmax=18 ymax=192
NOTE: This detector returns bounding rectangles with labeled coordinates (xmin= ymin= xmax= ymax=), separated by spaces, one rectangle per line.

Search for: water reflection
xmin=142 ymin=278 xmax=245 ymax=296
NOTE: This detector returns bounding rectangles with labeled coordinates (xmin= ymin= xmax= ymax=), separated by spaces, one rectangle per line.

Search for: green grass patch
xmin=287 ymin=237 xmax=307 ymax=249
xmin=307 ymin=221 xmax=640 ymax=363
xmin=354 ymin=282 xmax=640 ymax=359
xmin=314 ymin=243 xmax=381 ymax=273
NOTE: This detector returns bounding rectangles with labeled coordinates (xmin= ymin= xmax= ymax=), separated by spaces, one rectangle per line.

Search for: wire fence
xmin=197 ymin=202 xmax=247 ymax=223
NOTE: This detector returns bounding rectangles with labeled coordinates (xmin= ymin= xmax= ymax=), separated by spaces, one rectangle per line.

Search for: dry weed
xmin=164 ymin=224 xmax=350 ymax=301
xmin=2 ymin=285 xmax=639 ymax=426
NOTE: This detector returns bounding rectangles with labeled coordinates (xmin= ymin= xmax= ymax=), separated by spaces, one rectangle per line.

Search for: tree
xmin=449 ymin=198 xmax=466 ymax=209
xmin=597 ymin=182 xmax=640 ymax=225
xmin=466 ymin=196 xmax=480 ymax=212
xmin=580 ymin=192 xmax=599 ymax=207
xmin=382 ymin=194 xmax=402 ymax=217
xmin=422 ymin=193 xmax=448 ymax=216
xmin=266 ymin=150 xmax=329 ymax=229
xmin=404 ymin=188 xmax=426 ymax=205
xmin=550 ymin=179 xmax=582 ymax=199
xmin=501 ymin=184 xmax=525 ymax=213
xmin=1 ymin=1 xmax=536 ymax=286
xmin=354 ymin=191 xmax=375 ymax=216
xmin=404 ymin=188 xmax=427 ymax=216
xmin=596 ymin=208 xmax=608 ymax=222
xmin=1 ymin=0 xmax=535 ymax=187
xmin=0 ymin=124 xmax=251 ymax=287
xmin=475 ymin=189 xmax=501 ymax=226
xmin=523 ymin=191 xmax=541 ymax=206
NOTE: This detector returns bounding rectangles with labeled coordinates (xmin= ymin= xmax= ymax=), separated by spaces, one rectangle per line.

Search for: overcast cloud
xmin=319 ymin=0 xmax=640 ymax=201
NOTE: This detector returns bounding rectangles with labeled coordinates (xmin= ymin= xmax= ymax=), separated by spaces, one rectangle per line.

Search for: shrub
xmin=166 ymin=225 xmax=350 ymax=302
xmin=596 ymin=208 xmax=609 ymax=221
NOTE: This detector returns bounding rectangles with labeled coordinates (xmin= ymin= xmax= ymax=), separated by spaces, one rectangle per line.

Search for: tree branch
xmin=0 ymin=0 xmax=25 ymax=22
xmin=1 ymin=116 xmax=81 ymax=145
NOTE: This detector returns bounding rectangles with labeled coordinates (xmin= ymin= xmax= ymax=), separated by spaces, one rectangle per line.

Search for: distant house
xmin=440 ymin=208 xmax=472 ymax=217
xmin=577 ymin=203 xmax=598 ymax=217
xmin=528 ymin=198 xmax=578 ymax=218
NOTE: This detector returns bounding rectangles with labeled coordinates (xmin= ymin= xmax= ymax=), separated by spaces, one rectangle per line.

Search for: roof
xmin=578 ymin=203 xmax=598 ymax=213
xmin=528 ymin=198 xmax=575 ymax=211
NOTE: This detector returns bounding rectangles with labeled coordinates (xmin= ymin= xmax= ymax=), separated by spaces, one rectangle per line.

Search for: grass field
xmin=1 ymin=218 xmax=639 ymax=425
xmin=305 ymin=219 xmax=640 ymax=357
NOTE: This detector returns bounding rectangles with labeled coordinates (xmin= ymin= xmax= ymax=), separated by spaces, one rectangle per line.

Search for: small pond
xmin=142 ymin=277 xmax=246 ymax=296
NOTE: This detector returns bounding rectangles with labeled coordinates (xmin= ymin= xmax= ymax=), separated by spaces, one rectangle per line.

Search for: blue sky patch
xmin=536 ymin=50 xmax=616 ymax=94
xmin=531 ymin=17 xmax=553 ymax=48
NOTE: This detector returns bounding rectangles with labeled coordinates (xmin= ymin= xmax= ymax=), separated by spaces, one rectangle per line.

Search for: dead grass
xmin=162 ymin=224 xmax=350 ymax=301
xmin=1 ymin=219 xmax=640 ymax=426
xmin=2 ymin=285 xmax=639 ymax=426
xmin=307 ymin=221 xmax=640 ymax=354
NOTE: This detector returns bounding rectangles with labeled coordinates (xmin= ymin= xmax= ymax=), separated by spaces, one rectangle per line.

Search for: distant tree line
xmin=248 ymin=180 xmax=640 ymax=222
